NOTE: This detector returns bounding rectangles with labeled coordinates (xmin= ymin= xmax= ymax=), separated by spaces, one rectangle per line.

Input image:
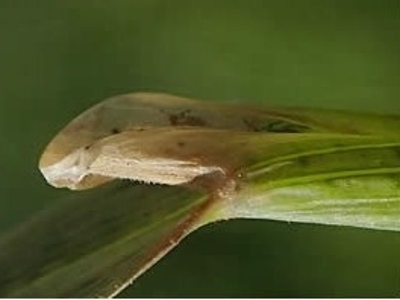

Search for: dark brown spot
xmin=169 ymin=110 xmax=207 ymax=127
xmin=243 ymin=117 xmax=311 ymax=133
xmin=169 ymin=114 xmax=178 ymax=125
xmin=111 ymin=128 xmax=121 ymax=134
xmin=177 ymin=141 xmax=185 ymax=147
xmin=242 ymin=118 xmax=260 ymax=132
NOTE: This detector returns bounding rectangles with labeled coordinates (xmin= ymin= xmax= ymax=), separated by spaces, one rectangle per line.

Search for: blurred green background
xmin=1 ymin=0 xmax=400 ymax=297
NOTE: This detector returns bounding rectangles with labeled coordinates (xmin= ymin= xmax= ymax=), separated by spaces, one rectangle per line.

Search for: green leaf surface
xmin=0 ymin=182 xmax=207 ymax=297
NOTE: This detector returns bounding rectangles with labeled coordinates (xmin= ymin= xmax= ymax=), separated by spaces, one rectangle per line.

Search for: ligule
xmin=2 ymin=92 xmax=397 ymax=297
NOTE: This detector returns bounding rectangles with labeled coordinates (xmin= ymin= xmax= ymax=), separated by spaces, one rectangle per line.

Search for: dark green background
xmin=1 ymin=0 xmax=400 ymax=297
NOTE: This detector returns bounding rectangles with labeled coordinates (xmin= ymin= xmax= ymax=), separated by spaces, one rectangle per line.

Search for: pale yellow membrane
xmin=39 ymin=92 xmax=315 ymax=189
